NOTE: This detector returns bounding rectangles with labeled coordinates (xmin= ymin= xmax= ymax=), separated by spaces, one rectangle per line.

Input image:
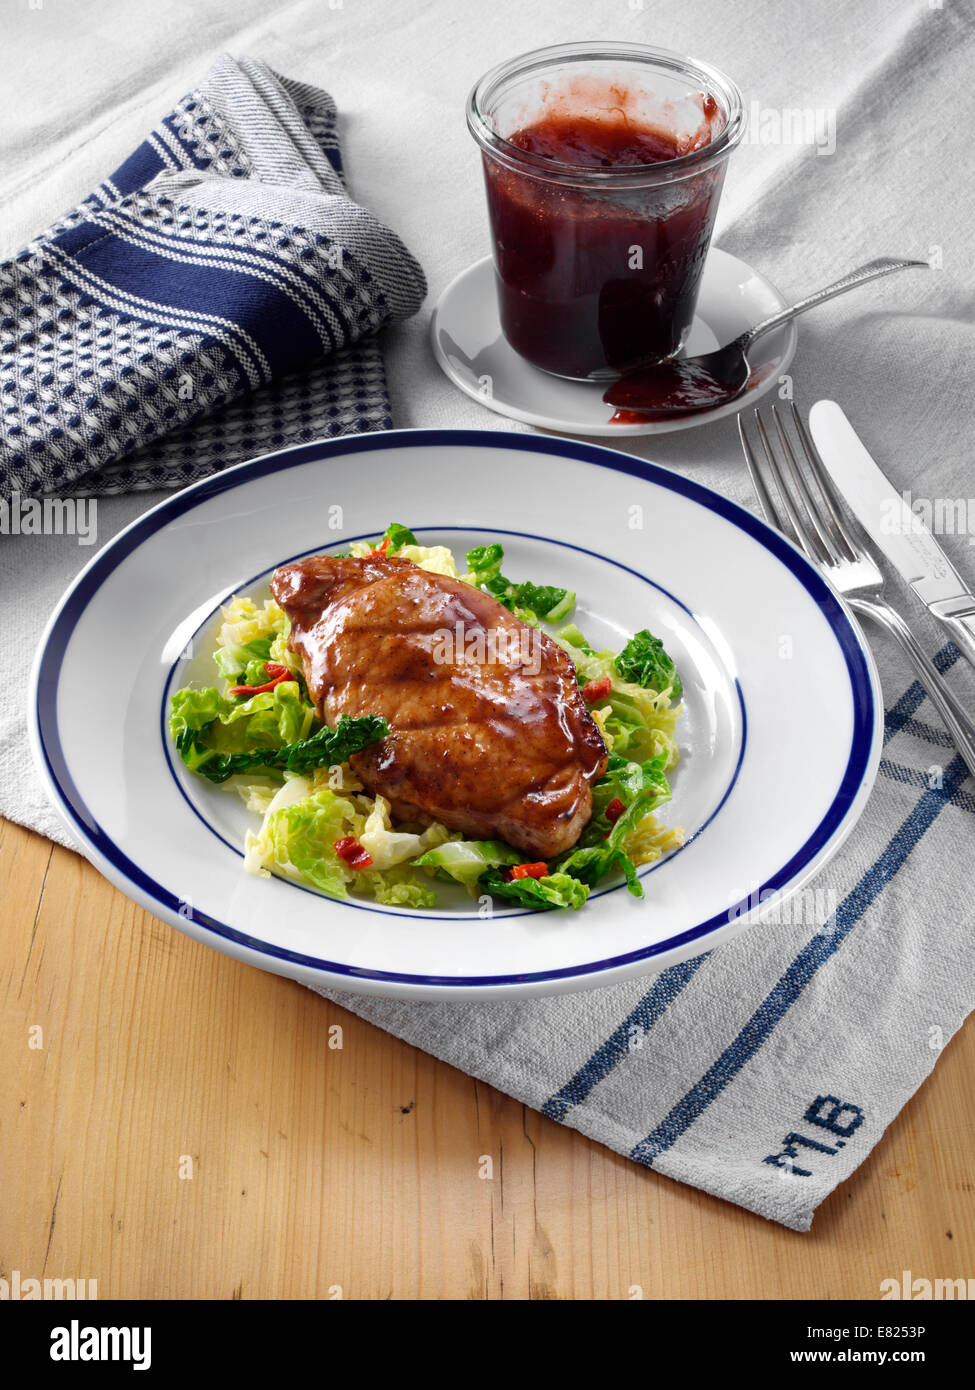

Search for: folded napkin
xmin=313 ymin=642 xmax=975 ymax=1230
xmin=0 ymin=55 xmax=426 ymax=500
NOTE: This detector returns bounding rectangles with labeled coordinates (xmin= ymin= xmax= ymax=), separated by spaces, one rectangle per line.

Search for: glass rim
xmin=466 ymin=40 xmax=746 ymax=186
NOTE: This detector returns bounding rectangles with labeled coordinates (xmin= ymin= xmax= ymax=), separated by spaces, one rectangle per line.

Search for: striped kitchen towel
xmin=0 ymin=55 xmax=426 ymax=500
xmin=314 ymin=642 xmax=975 ymax=1230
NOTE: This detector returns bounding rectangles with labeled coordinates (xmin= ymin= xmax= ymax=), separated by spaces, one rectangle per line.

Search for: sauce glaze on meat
xmin=270 ymin=554 xmax=608 ymax=859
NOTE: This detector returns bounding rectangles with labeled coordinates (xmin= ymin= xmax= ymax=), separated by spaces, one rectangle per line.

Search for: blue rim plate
xmin=29 ymin=429 xmax=882 ymax=999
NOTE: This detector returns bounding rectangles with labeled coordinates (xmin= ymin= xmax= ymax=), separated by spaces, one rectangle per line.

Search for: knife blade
xmin=808 ymin=399 xmax=975 ymax=671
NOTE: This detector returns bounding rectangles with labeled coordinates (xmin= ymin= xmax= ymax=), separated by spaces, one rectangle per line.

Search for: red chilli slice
xmin=334 ymin=837 xmax=373 ymax=869
xmin=509 ymin=862 xmax=549 ymax=881
xmin=228 ymin=662 xmax=294 ymax=697
xmin=581 ymin=676 xmax=612 ymax=704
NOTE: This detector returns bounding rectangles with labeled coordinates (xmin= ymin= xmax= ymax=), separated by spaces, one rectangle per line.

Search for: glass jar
xmin=467 ymin=42 xmax=746 ymax=381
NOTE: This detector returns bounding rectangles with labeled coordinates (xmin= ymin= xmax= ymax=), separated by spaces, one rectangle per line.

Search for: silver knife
xmin=808 ymin=399 xmax=975 ymax=671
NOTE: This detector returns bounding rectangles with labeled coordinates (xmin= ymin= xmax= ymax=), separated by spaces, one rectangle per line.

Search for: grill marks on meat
xmin=270 ymin=554 xmax=608 ymax=859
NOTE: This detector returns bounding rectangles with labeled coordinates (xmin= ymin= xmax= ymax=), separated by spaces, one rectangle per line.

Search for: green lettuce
xmin=170 ymin=685 xmax=388 ymax=784
xmin=588 ymin=751 xmax=671 ymax=847
xmin=244 ymin=781 xmax=438 ymax=907
xmin=478 ymin=868 xmax=591 ymax=911
xmin=558 ymin=622 xmax=595 ymax=655
xmin=555 ymin=621 xmax=682 ymax=763
xmin=548 ymin=844 xmax=641 ymax=895
xmin=360 ymin=867 xmax=437 ymax=908
xmin=465 ymin=542 xmax=575 ymax=623
xmin=412 ymin=839 xmax=522 ymax=892
xmin=552 ymin=752 xmax=672 ymax=898
xmin=615 ymin=629 xmax=682 ymax=701
xmin=213 ymin=634 xmax=274 ymax=683
xmin=250 ymin=787 xmax=356 ymax=896
xmin=465 ymin=542 xmax=505 ymax=588
xmin=170 ymin=682 xmax=312 ymax=754
xmin=382 ymin=522 xmax=418 ymax=553
xmin=279 ymin=715 xmax=387 ymax=775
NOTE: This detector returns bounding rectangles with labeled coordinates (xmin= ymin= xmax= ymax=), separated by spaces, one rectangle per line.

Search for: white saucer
xmin=431 ymin=249 xmax=797 ymax=437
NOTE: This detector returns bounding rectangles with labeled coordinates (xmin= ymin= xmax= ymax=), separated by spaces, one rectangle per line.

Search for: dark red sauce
xmin=603 ymin=355 xmax=738 ymax=422
xmin=604 ymin=359 xmax=771 ymax=424
xmin=482 ymin=95 xmax=725 ymax=380
xmin=508 ymin=114 xmax=694 ymax=168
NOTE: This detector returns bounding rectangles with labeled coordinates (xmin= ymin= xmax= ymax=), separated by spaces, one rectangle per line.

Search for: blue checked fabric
xmin=315 ymin=641 xmax=975 ymax=1230
xmin=0 ymin=55 xmax=426 ymax=500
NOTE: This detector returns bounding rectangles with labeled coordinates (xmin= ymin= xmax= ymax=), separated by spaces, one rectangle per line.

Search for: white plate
xmin=431 ymin=250 xmax=797 ymax=436
xmin=30 ymin=430 xmax=880 ymax=1000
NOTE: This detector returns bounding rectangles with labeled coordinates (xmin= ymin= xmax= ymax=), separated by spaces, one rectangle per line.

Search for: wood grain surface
xmin=1 ymin=816 xmax=972 ymax=1301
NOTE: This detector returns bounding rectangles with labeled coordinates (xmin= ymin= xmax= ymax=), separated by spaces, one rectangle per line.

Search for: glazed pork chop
xmin=270 ymin=554 xmax=608 ymax=859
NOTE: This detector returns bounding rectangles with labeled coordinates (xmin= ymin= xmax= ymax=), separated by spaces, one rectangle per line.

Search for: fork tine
xmin=770 ymin=406 xmax=847 ymax=566
xmin=738 ymin=413 xmax=806 ymax=549
xmin=737 ymin=414 xmax=781 ymax=529
xmin=788 ymin=403 xmax=860 ymax=563
xmin=751 ymin=409 xmax=826 ymax=564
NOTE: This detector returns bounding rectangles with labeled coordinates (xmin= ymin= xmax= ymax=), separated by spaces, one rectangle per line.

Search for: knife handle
xmin=928 ymin=598 xmax=975 ymax=674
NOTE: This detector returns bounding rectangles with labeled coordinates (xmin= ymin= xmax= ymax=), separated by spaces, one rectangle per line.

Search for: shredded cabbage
xmin=359 ymin=794 xmax=450 ymax=870
xmin=412 ymin=838 xmax=522 ymax=895
xmin=349 ymin=538 xmax=459 ymax=577
xmin=623 ymin=812 xmax=686 ymax=867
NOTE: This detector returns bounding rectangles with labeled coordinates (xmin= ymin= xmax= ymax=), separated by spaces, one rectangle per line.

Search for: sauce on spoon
xmin=603 ymin=354 xmax=741 ymax=423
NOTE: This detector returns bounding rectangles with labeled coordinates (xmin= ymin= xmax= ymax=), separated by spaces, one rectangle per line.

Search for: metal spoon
xmin=603 ymin=257 xmax=930 ymax=421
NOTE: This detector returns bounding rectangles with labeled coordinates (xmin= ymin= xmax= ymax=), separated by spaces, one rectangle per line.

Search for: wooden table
xmin=2 ymin=815 xmax=972 ymax=1301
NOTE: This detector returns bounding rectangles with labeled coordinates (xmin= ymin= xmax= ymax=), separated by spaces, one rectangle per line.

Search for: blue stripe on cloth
xmin=535 ymin=635 xmax=968 ymax=1139
xmin=50 ymin=220 xmax=330 ymax=381
xmin=160 ymin=113 xmax=209 ymax=168
xmin=531 ymin=661 xmax=951 ymax=1128
xmin=891 ymin=716 xmax=953 ymax=750
xmin=102 ymin=208 xmax=344 ymax=349
xmin=628 ymin=753 xmax=969 ymax=1167
xmin=880 ymin=757 xmax=975 ymax=813
xmin=108 ymin=140 xmax=171 ymax=197
xmin=884 ymin=642 xmax=959 ymax=742
xmin=542 ymin=954 xmax=709 ymax=1122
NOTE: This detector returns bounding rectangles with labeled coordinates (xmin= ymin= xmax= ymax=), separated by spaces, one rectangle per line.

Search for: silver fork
xmin=739 ymin=402 xmax=975 ymax=778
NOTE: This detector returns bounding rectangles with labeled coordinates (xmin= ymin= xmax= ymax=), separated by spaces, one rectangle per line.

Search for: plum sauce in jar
xmin=467 ymin=43 xmax=745 ymax=380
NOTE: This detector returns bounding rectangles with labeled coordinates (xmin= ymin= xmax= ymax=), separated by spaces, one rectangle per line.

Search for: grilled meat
xmin=270 ymin=554 xmax=608 ymax=859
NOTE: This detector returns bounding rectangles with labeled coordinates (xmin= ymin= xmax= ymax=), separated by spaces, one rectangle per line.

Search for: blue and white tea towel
xmin=314 ymin=646 xmax=975 ymax=1230
xmin=0 ymin=55 xmax=426 ymax=499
